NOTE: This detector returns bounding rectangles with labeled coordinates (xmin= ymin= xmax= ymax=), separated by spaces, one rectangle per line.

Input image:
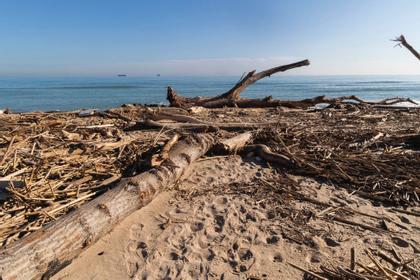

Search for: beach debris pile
xmin=0 ymin=103 xmax=419 ymax=279
xmin=142 ymin=105 xmax=419 ymax=205
xmin=0 ymin=108 xmax=157 ymax=246
xmin=253 ymin=109 xmax=420 ymax=206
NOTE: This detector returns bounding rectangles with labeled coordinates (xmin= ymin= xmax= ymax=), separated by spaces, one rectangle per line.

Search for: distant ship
xmin=156 ymin=73 xmax=161 ymax=77
xmin=117 ymin=74 xmax=127 ymax=77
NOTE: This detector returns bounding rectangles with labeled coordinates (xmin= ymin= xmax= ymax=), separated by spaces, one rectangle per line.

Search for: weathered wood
xmin=140 ymin=119 xmax=279 ymax=131
xmin=150 ymin=134 xmax=180 ymax=167
xmin=167 ymin=60 xmax=310 ymax=108
xmin=146 ymin=108 xmax=206 ymax=124
xmin=0 ymin=134 xmax=213 ymax=280
xmin=242 ymin=144 xmax=293 ymax=167
xmin=168 ymin=90 xmax=418 ymax=109
xmin=218 ymin=59 xmax=311 ymax=100
xmin=165 ymin=54 xmax=416 ymax=109
xmin=393 ymin=35 xmax=420 ymax=61
xmin=214 ymin=132 xmax=253 ymax=153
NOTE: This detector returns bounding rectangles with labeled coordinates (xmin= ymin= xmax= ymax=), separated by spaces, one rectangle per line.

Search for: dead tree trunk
xmin=166 ymin=58 xmax=417 ymax=109
xmin=0 ymin=134 xmax=213 ymax=280
xmin=167 ymin=60 xmax=310 ymax=108
xmin=393 ymin=35 xmax=420 ymax=61
xmin=218 ymin=59 xmax=311 ymax=100
xmin=168 ymin=88 xmax=418 ymax=109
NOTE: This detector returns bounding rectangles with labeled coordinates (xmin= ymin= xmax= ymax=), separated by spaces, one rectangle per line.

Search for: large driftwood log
xmin=168 ymin=87 xmax=418 ymax=109
xmin=167 ymin=60 xmax=310 ymax=108
xmin=393 ymin=35 xmax=420 ymax=61
xmin=0 ymin=134 xmax=213 ymax=280
xmin=167 ymin=57 xmax=417 ymax=109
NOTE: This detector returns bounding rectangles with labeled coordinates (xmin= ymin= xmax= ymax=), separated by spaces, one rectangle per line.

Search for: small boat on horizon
xmin=117 ymin=74 xmax=127 ymax=77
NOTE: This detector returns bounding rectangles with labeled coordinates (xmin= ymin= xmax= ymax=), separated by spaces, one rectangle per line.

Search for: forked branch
xmin=393 ymin=35 xmax=420 ymax=61
xmin=167 ymin=60 xmax=310 ymax=108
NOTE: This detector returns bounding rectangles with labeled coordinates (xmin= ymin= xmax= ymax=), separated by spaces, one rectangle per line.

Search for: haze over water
xmin=1 ymin=75 xmax=419 ymax=112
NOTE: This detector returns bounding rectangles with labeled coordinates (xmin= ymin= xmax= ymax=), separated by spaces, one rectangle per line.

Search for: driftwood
xmin=0 ymin=134 xmax=213 ymax=280
xmin=242 ymin=144 xmax=293 ymax=167
xmin=150 ymin=134 xmax=180 ymax=167
xmin=1 ymin=105 xmax=419 ymax=279
xmin=214 ymin=132 xmax=253 ymax=153
xmin=167 ymin=58 xmax=417 ymax=109
xmin=128 ymin=109 xmax=278 ymax=132
xmin=168 ymin=90 xmax=417 ymax=109
xmin=167 ymin=60 xmax=310 ymax=108
xmin=0 ymin=130 xmax=268 ymax=280
xmin=146 ymin=108 xmax=205 ymax=124
xmin=140 ymin=119 xmax=279 ymax=132
xmin=212 ymin=132 xmax=293 ymax=167
xmin=393 ymin=35 xmax=420 ymax=61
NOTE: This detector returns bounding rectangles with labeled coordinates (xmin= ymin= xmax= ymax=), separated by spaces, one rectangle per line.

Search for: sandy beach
xmin=52 ymin=154 xmax=419 ymax=280
xmin=1 ymin=1 xmax=420 ymax=279
xmin=1 ymin=103 xmax=419 ymax=279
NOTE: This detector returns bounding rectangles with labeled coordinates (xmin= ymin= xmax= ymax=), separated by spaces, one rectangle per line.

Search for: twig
xmin=287 ymin=261 xmax=328 ymax=280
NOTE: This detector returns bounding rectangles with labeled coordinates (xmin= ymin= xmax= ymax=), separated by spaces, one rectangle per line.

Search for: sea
xmin=0 ymin=75 xmax=419 ymax=112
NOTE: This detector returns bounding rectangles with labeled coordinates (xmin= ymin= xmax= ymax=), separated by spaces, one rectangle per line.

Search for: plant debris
xmin=0 ymin=103 xmax=419 ymax=278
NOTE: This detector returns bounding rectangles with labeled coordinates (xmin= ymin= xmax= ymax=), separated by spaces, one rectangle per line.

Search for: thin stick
xmin=365 ymin=249 xmax=392 ymax=278
xmin=48 ymin=192 xmax=97 ymax=215
xmin=0 ymin=136 xmax=16 ymax=165
xmin=287 ymin=262 xmax=328 ymax=280
xmin=350 ymin=247 xmax=356 ymax=271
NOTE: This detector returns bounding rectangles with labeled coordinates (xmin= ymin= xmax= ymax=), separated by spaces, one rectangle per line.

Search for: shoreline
xmin=1 ymin=74 xmax=420 ymax=112
xmin=2 ymin=97 xmax=420 ymax=115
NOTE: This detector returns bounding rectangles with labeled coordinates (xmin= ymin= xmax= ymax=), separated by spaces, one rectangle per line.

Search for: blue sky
xmin=0 ymin=0 xmax=419 ymax=76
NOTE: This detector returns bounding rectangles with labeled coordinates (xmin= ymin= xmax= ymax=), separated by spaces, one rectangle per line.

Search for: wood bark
xmin=212 ymin=133 xmax=293 ymax=167
xmin=0 ymin=134 xmax=213 ymax=280
xmin=150 ymin=134 xmax=180 ymax=167
xmin=213 ymin=132 xmax=253 ymax=153
xmin=168 ymin=89 xmax=418 ymax=109
xmin=141 ymin=119 xmax=279 ymax=132
xmin=394 ymin=35 xmax=420 ymax=61
xmin=242 ymin=144 xmax=293 ymax=167
xmin=167 ymin=60 xmax=310 ymax=108
xmin=146 ymin=108 xmax=205 ymax=124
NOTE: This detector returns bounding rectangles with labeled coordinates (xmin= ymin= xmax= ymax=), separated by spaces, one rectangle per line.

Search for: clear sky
xmin=0 ymin=0 xmax=419 ymax=76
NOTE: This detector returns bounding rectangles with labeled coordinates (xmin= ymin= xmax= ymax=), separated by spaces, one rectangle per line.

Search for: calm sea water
xmin=0 ymin=76 xmax=419 ymax=112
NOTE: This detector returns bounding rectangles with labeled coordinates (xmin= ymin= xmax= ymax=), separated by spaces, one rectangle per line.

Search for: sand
xmin=53 ymin=155 xmax=419 ymax=280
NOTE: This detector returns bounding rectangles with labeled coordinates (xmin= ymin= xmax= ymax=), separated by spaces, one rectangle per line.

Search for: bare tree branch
xmin=393 ymin=35 xmax=420 ymax=61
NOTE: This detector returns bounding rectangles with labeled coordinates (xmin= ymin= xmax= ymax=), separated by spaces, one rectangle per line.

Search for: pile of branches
xmin=140 ymin=105 xmax=420 ymax=206
xmin=0 ymin=110 xmax=155 ymax=246
xmin=255 ymin=124 xmax=419 ymax=206
xmin=0 ymin=104 xmax=419 ymax=279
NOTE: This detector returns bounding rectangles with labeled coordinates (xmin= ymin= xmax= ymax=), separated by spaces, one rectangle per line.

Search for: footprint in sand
xmin=122 ymin=157 xmax=287 ymax=279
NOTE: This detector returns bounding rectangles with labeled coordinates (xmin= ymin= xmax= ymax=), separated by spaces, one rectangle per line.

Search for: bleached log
xmin=167 ymin=60 xmax=310 ymax=108
xmin=0 ymin=134 xmax=214 ymax=280
xmin=214 ymin=132 xmax=253 ymax=152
